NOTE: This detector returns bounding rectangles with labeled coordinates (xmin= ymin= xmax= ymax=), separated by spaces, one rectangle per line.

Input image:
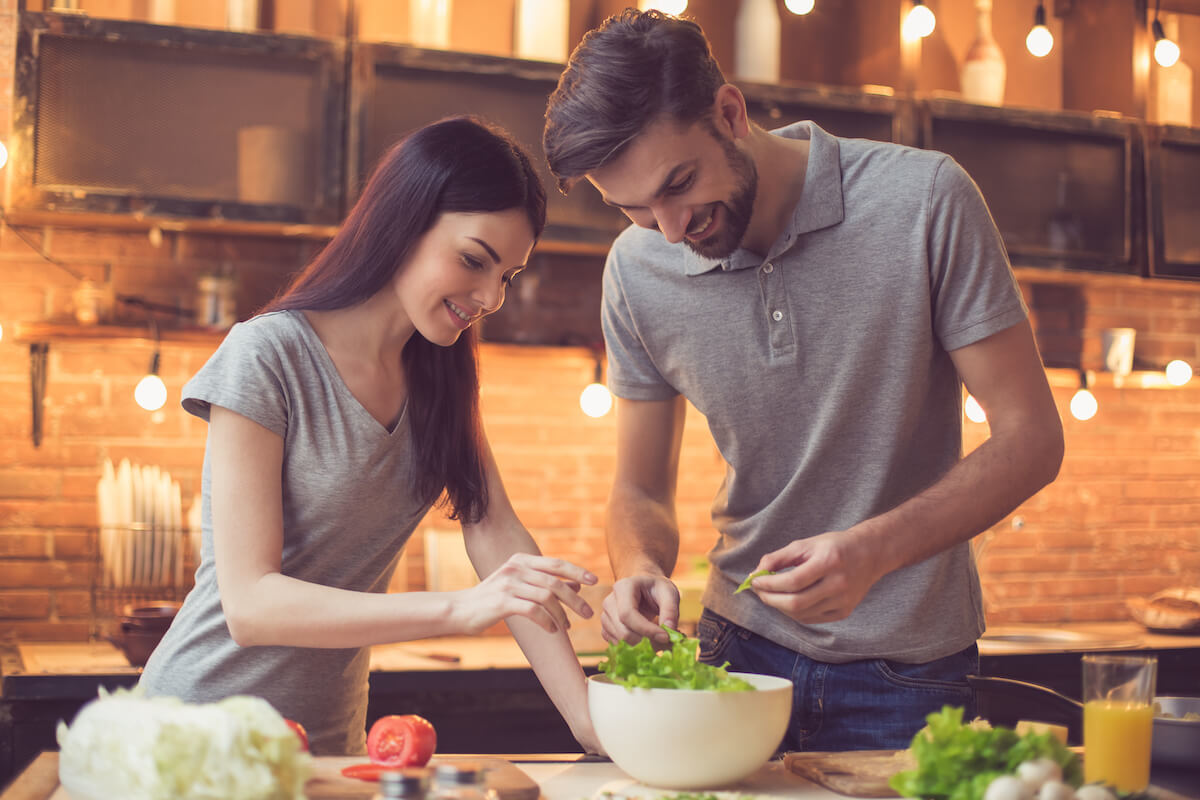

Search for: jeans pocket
xmin=696 ymin=609 xmax=741 ymax=666
xmin=870 ymin=646 xmax=976 ymax=701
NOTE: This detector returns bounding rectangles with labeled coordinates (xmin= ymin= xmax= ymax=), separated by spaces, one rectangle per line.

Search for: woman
xmin=139 ymin=117 xmax=602 ymax=756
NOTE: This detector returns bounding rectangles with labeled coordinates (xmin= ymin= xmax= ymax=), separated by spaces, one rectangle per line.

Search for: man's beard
xmin=684 ymin=136 xmax=758 ymax=260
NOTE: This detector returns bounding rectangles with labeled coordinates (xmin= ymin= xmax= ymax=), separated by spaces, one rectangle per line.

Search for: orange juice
xmin=1083 ymin=699 xmax=1155 ymax=792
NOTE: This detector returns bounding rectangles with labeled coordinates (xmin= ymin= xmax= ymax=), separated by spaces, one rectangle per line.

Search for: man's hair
xmin=543 ymin=9 xmax=725 ymax=194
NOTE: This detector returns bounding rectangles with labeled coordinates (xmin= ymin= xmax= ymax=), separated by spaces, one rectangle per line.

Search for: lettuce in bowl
xmin=598 ymin=625 xmax=754 ymax=691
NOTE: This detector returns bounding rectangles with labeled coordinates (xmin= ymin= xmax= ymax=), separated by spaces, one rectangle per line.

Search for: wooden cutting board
xmin=784 ymin=750 xmax=913 ymax=797
xmin=308 ymin=756 xmax=540 ymax=799
xmin=14 ymin=753 xmax=538 ymax=800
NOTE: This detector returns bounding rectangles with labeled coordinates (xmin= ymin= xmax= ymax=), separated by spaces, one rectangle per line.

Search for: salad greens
xmin=598 ymin=626 xmax=755 ymax=691
xmin=889 ymin=706 xmax=1082 ymax=800
xmin=735 ymin=569 xmax=775 ymax=594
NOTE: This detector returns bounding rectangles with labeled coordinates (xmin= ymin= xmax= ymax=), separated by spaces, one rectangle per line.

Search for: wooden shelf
xmin=1013 ymin=267 xmax=1200 ymax=291
xmin=0 ymin=208 xmax=339 ymax=241
xmin=10 ymin=321 xmax=225 ymax=348
xmin=0 ymin=208 xmax=614 ymax=257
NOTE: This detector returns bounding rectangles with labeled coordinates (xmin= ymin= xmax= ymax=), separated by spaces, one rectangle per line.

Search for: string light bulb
xmin=1025 ymin=1 xmax=1054 ymax=57
xmin=1069 ymin=371 xmax=1098 ymax=421
xmin=902 ymin=0 xmax=936 ymax=40
xmin=1152 ymin=0 xmax=1180 ymax=68
xmin=1153 ymin=18 xmax=1181 ymax=67
xmin=785 ymin=0 xmax=815 ymax=14
xmin=1165 ymin=359 xmax=1193 ymax=386
xmin=134 ymin=322 xmax=167 ymax=412
xmin=135 ymin=350 xmax=167 ymax=412
xmin=964 ymin=394 xmax=987 ymax=423
xmin=579 ymin=355 xmax=613 ymax=418
xmin=0 ymin=140 xmax=8 ymax=170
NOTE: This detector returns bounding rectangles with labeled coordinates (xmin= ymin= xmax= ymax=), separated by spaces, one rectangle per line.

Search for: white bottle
xmin=734 ymin=0 xmax=781 ymax=84
xmin=514 ymin=0 xmax=570 ymax=63
xmin=410 ymin=0 xmax=453 ymax=49
xmin=961 ymin=0 xmax=1006 ymax=105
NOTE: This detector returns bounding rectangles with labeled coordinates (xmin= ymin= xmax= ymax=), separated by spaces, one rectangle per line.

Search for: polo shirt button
xmin=763 ymin=263 xmax=774 ymax=274
xmin=771 ymin=310 xmax=783 ymax=322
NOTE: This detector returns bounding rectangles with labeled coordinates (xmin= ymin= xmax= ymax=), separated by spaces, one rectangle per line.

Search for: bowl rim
xmin=587 ymin=671 xmax=792 ymax=692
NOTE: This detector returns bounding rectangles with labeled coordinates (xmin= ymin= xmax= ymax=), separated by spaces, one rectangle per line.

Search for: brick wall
xmin=2 ymin=0 xmax=1199 ymax=643
xmin=3 ymin=216 xmax=1200 ymax=641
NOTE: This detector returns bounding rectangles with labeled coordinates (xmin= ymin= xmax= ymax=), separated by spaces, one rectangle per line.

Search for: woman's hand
xmin=452 ymin=553 xmax=596 ymax=635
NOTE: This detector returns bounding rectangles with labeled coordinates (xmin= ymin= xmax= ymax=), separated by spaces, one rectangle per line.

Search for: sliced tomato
xmin=341 ymin=762 xmax=386 ymax=781
xmin=284 ymin=718 xmax=309 ymax=752
xmin=366 ymin=714 xmax=437 ymax=767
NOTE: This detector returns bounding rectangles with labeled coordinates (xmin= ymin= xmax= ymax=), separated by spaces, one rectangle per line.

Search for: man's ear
xmin=713 ymin=84 xmax=751 ymax=140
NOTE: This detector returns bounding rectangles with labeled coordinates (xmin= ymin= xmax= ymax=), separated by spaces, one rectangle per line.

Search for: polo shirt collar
xmin=682 ymin=121 xmax=845 ymax=277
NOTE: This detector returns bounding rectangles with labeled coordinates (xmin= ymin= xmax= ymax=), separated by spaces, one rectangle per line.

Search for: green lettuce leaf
xmin=889 ymin=706 xmax=1082 ymax=800
xmin=597 ymin=626 xmax=755 ymax=691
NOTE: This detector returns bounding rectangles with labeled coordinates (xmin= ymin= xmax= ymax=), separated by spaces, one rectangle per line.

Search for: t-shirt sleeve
xmin=600 ymin=241 xmax=679 ymax=401
xmin=181 ymin=319 xmax=290 ymax=437
xmin=926 ymin=155 xmax=1028 ymax=352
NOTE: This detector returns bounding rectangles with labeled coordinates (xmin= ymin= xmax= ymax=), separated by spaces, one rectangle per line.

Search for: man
xmin=543 ymin=10 xmax=1064 ymax=751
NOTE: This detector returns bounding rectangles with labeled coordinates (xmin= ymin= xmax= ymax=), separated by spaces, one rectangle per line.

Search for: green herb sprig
xmin=734 ymin=569 xmax=775 ymax=594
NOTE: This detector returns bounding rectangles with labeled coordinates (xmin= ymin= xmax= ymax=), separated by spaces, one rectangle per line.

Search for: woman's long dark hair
xmin=262 ymin=116 xmax=547 ymax=525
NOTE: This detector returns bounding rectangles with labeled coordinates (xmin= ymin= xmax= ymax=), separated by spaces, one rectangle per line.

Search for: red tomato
xmin=284 ymin=718 xmax=309 ymax=752
xmin=366 ymin=714 xmax=437 ymax=767
xmin=341 ymin=762 xmax=386 ymax=782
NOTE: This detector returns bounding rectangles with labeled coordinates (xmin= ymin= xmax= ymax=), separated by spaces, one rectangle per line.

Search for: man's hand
xmin=601 ymin=574 xmax=681 ymax=646
xmin=747 ymin=528 xmax=883 ymax=623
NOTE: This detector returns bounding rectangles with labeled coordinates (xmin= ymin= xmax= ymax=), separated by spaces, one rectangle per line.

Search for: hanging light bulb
xmin=0 ymin=140 xmax=8 ymax=170
xmin=638 ymin=0 xmax=687 ymax=14
xmin=1069 ymin=371 xmax=1098 ymax=421
xmin=902 ymin=0 xmax=936 ymax=40
xmin=785 ymin=0 xmax=815 ymax=14
xmin=1153 ymin=18 xmax=1181 ymax=67
xmin=1165 ymin=359 xmax=1193 ymax=386
xmin=135 ymin=349 xmax=167 ymax=412
xmin=1025 ymin=1 xmax=1054 ymax=57
xmin=964 ymin=394 xmax=987 ymax=423
xmin=134 ymin=323 xmax=167 ymax=412
xmin=579 ymin=356 xmax=613 ymax=418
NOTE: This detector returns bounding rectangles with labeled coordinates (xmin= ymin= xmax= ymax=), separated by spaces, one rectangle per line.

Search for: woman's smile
xmin=444 ymin=298 xmax=477 ymax=329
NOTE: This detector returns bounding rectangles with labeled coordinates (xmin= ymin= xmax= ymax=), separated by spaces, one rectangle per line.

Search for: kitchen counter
xmin=0 ymin=752 xmax=870 ymax=800
xmin=5 ymin=751 xmax=1198 ymax=800
xmin=4 ymin=622 xmax=1199 ymax=792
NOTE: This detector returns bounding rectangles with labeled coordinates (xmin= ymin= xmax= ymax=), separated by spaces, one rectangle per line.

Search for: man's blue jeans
xmin=696 ymin=609 xmax=977 ymax=752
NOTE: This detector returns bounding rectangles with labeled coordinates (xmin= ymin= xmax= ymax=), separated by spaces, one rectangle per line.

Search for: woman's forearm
xmin=223 ymin=573 xmax=466 ymax=648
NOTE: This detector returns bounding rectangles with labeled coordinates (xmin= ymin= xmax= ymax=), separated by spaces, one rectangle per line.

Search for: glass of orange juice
xmin=1082 ymin=654 xmax=1157 ymax=792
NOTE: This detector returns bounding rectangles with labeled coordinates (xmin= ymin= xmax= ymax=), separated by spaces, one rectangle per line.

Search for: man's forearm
xmin=606 ymin=484 xmax=681 ymax=580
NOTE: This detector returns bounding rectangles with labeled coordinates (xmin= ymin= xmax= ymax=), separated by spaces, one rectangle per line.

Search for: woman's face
xmin=393 ymin=208 xmax=535 ymax=346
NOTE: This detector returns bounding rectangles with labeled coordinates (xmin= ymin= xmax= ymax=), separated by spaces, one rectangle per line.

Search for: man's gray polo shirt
xmin=601 ymin=121 xmax=1027 ymax=663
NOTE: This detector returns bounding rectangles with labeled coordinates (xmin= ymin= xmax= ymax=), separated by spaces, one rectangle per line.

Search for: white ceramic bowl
xmin=588 ymin=672 xmax=793 ymax=789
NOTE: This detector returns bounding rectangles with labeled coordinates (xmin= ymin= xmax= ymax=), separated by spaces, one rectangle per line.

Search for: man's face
xmin=587 ymin=116 xmax=757 ymax=260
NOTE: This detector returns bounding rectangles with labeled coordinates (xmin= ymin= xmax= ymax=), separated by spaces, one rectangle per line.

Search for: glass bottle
xmin=374 ymin=767 xmax=431 ymax=800
xmin=430 ymin=763 xmax=487 ymax=800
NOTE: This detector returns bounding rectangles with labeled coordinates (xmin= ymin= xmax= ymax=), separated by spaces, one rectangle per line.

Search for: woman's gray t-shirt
xmin=139 ymin=310 xmax=431 ymax=755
